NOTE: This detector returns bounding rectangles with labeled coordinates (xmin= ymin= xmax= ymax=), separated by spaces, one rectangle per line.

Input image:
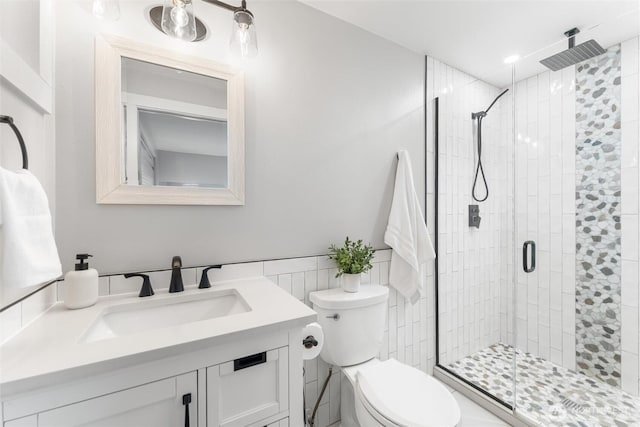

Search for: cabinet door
xmin=207 ymin=348 xmax=288 ymax=427
xmin=36 ymin=372 xmax=197 ymax=427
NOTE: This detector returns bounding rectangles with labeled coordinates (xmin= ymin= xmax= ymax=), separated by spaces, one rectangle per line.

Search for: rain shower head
xmin=540 ymin=27 xmax=606 ymax=71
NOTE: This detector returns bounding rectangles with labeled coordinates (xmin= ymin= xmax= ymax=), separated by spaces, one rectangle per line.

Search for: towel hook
xmin=0 ymin=115 xmax=28 ymax=170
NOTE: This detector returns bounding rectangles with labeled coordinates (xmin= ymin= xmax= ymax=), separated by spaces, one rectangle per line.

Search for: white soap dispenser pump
xmin=63 ymin=254 xmax=99 ymax=309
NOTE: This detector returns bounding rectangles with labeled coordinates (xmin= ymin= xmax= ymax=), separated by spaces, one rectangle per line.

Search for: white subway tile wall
xmin=513 ymin=66 xmax=577 ymax=370
xmin=426 ymin=57 xmax=508 ymax=366
xmin=621 ymin=36 xmax=640 ymax=396
xmin=0 ymin=283 xmax=58 ymax=345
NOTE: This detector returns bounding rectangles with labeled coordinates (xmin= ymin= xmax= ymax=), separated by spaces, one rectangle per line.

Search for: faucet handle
xmin=124 ymin=273 xmax=154 ymax=297
xmin=172 ymin=256 xmax=182 ymax=269
xmin=199 ymin=265 xmax=223 ymax=289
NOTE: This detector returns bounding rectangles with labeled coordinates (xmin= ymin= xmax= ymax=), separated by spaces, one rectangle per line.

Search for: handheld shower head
xmin=471 ymin=88 xmax=509 ymax=120
xmin=470 ymin=88 xmax=509 ymax=204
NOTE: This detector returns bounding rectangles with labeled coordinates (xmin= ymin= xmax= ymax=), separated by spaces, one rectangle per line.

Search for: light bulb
xmin=93 ymin=0 xmax=104 ymax=16
xmin=230 ymin=10 xmax=258 ymax=58
xmin=161 ymin=0 xmax=196 ymax=42
xmin=170 ymin=5 xmax=189 ymax=28
xmin=238 ymin=24 xmax=250 ymax=56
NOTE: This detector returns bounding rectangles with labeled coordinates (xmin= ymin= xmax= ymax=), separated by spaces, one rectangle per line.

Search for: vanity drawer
xmin=207 ymin=347 xmax=288 ymax=427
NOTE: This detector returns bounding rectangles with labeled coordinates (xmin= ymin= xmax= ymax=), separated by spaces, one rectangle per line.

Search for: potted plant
xmin=328 ymin=237 xmax=375 ymax=292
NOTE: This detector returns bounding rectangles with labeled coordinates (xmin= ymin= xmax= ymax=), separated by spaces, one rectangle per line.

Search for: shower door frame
xmin=429 ymin=61 xmax=519 ymax=418
xmin=431 ymin=99 xmax=515 ymax=412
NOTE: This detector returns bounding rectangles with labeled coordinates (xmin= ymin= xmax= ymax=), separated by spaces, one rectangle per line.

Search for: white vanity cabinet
xmin=2 ymin=334 xmax=303 ymax=427
xmin=6 ymin=372 xmax=197 ymax=427
xmin=0 ymin=278 xmax=314 ymax=427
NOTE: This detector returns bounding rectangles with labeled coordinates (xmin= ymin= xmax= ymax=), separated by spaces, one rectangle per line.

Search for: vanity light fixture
xmin=150 ymin=0 xmax=258 ymax=57
xmin=160 ymin=0 xmax=197 ymax=42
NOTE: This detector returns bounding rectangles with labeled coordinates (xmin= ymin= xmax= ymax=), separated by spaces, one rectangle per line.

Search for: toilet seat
xmin=354 ymin=359 xmax=461 ymax=427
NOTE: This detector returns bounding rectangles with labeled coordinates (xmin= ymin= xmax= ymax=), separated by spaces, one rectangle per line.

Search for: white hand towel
xmin=384 ymin=151 xmax=435 ymax=304
xmin=0 ymin=168 xmax=61 ymax=289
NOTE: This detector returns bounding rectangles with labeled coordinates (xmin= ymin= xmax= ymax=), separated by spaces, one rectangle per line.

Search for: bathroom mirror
xmin=95 ymin=35 xmax=244 ymax=205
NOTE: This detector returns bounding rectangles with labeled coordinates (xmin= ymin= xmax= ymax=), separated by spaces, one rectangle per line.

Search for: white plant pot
xmin=341 ymin=273 xmax=361 ymax=293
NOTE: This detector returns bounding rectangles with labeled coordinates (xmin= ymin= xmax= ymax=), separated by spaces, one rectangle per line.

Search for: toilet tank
xmin=310 ymin=285 xmax=388 ymax=367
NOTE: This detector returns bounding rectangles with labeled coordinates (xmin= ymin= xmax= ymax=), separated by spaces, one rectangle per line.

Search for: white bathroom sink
xmin=81 ymin=289 xmax=250 ymax=343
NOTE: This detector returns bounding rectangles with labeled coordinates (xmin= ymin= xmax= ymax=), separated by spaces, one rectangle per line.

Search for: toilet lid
xmin=356 ymin=359 xmax=461 ymax=427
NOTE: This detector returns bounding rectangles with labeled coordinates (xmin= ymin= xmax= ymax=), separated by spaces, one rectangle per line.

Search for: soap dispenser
xmin=63 ymin=254 xmax=99 ymax=309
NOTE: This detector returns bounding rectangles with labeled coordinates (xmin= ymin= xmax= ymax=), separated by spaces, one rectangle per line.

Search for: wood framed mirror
xmin=95 ymin=35 xmax=244 ymax=205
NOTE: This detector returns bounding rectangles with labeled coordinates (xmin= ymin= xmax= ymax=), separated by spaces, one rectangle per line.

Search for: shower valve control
xmin=469 ymin=205 xmax=481 ymax=228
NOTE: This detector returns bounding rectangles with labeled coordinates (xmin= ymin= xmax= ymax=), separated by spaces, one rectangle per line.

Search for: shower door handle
xmin=523 ymin=240 xmax=536 ymax=273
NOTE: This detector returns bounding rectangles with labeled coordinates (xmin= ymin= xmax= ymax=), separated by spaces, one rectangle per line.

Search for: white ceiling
xmin=139 ymin=111 xmax=228 ymax=157
xmin=301 ymin=0 xmax=640 ymax=87
xmin=122 ymin=56 xmax=227 ymax=108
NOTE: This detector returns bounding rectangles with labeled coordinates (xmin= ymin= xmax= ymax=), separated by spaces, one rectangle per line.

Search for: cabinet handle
xmin=234 ymin=351 xmax=267 ymax=371
xmin=523 ymin=240 xmax=536 ymax=273
xmin=182 ymin=393 xmax=191 ymax=427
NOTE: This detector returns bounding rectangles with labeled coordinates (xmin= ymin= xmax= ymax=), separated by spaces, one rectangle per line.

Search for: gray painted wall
xmin=0 ymin=3 xmax=56 ymax=307
xmin=55 ymin=0 xmax=424 ymax=274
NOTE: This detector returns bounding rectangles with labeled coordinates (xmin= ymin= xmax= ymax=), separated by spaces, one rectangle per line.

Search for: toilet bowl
xmin=344 ymin=359 xmax=460 ymax=427
xmin=310 ymin=286 xmax=460 ymax=427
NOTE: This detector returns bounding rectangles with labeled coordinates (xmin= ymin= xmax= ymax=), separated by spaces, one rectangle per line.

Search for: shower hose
xmin=472 ymin=115 xmax=489 ymax=202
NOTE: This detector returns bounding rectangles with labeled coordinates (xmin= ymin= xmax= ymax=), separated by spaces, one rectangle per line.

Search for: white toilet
xmin=310 ymin=285 xmax=461 ymax=427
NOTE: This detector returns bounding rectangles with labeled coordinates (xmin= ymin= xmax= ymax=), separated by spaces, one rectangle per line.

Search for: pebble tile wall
xmin=574 ymin=43 xmax=622 ymax=387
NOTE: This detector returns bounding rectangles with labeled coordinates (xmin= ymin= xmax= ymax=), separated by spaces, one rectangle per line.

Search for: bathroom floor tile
xmin=451 ymin=391 xmax=509 ymax=427
xmin=447 ymin=342 xmax=640 ymax=427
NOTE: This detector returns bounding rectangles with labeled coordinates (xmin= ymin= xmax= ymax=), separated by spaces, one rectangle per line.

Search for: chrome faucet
xmin=169 ymin=256 xmax=184 ymax=293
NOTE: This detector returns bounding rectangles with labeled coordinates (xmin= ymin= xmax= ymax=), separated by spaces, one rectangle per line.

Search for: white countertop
xmin=0 ymin=276 xmax=316 ymax=395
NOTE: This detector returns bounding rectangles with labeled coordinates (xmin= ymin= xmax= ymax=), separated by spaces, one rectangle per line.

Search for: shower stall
xmin=430 ymin=12 xmax=640 ymax=427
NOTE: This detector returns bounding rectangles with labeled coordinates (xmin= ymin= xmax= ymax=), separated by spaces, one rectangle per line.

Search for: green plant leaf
xmin=327 ymin=236 xmax=376 ymax=277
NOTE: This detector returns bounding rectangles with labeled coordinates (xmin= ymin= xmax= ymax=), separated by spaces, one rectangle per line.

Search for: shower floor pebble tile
xmin=447 ymin=343 xmax=640 ymax=427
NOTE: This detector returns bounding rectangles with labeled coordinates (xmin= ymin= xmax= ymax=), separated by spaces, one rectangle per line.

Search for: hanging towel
xmin=384 ymin=151 xmax=435 ymax=304
xmin=0 ymin=168 xmax=61 ymax=289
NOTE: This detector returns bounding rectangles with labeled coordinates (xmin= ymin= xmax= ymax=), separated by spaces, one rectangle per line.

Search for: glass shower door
xmin=512 ymin=16 xmax=640 ymax=426
xmin=430 ymin=56 xmax=517 ymax=409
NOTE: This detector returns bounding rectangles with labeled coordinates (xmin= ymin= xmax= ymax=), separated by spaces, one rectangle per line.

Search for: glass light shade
xmin=92 ymin=0 xmax=120 ymax=21
xmin=161 ymin=0 xmax=197 ymax=42
xmin=230 ymin=10 xmax=258 ymax=58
